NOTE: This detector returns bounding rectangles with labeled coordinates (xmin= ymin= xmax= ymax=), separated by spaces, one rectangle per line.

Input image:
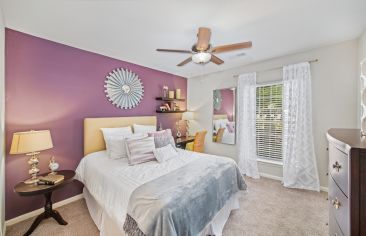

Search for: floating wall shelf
xmin=156 ymin=110 xmax=186 ymax=114
xmin=155 ymin=97 xmax=186 ymax=102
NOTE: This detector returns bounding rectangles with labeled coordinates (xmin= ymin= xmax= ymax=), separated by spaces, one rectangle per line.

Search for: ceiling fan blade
xmin=210 ymin=55 xmax=224 ymax=65
xmin=212 ymin=41 xmax=252 ymax=53
xmin=196 ymin=27 xmax=211 ymax=51
xmin=156 ymin=49 xmax=192 ymax=53
xmin=177 ymin=57 xmax=192 ymax=66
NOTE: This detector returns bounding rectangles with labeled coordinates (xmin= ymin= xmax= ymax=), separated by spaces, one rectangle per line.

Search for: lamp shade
xmin=182 ymin=111 xmax=194 ymax=121
xmin=10 ymin=130 xmax=53 ymax=154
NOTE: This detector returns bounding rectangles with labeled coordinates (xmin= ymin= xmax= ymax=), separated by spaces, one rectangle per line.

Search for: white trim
xmin=259 ymin=172 xmax=328 ymax=192
xmin=256 ymin=80 xmax=283 ymax=87
xmin=257 ymin=157 xmax=283 ymax=166
xmin=259 ymin=172 xmax=283 ymax=181
xmin=5 ymin=194 xmax=83 ymax=227
xmin=320 ymin=186 xmax=329 ymax=192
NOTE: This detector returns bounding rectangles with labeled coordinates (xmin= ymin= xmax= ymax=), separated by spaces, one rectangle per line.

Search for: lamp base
xmin=24 ymin=177 xmax=40 ymax=185
xmin=25 ymin=152 xmax=41 ymax=185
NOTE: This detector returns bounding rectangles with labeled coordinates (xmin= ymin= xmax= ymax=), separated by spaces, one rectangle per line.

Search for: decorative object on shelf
xmin=48 ymin=156 xmax=60 ymax=175
xmin=104 ymin=68 xmax=144 ymax=109
xmin=213 ymin=89 xmax=222 ymax=110
xmin=176 ymin=121 xmax=182 ymax=138
xmin=168 ymin=91 xmax=175 ymax=99
xmin=361 ymin=59 xmax=366 ymax=136
xmin=176 ymin=89 xmax=181 ymax=99
xmin=158 ymin=122 xmax=163 ymax=131
xmin=155 ymin=96 xmax=186 ymax=113
xmin=182 ymin=111 xmax=194 ymax=137
xmin=162 ymin=86 xmax=169 ymax=98
xmin=10 ymin=130 xmax=54 ymax=184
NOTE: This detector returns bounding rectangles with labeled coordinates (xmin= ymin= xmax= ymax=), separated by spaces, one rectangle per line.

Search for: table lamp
xmin=10 ymin=130 xmax=53 ymax=184
xmin=182 ymin=111 xmax=194 ymax=137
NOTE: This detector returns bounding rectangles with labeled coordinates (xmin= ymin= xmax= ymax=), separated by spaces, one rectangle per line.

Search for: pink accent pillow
xmin=148 ymin=129 xmax=176 ymax=149
xmin=226 ymin=122 xmax=235 ymax=133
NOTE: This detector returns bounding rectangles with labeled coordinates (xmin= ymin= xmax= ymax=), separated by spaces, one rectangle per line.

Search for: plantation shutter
xmin=256 ymin=84 xmax=283 ymax=160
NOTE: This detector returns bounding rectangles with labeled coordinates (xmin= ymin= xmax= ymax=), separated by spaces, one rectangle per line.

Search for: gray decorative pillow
xmin=125 ymin=136 xmax=156 ymax=165
xmin=148 ymin=129 xmax=176 ymax=149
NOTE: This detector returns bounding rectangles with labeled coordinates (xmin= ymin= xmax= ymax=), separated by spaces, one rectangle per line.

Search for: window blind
xmin=256 ymin=83 xmax=283 ymax=160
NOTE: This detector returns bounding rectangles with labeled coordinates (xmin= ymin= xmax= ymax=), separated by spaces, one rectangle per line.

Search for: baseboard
xmin=5 ymin=194 xmax=83 ymax=227
xmin=259 ymin=172 xmax=283 ymax=181
xmin=259 ymin=172 xmax=328 ymax=192
xmin=320 ymin=186 xmax=329 ymax=192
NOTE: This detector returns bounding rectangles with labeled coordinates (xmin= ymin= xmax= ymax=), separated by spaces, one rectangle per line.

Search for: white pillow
xmin=214 ymin=119 xmax=229 ymax=131
xmin=133 ymin=124 xmax=156 ymax=134
xmin=153 ymin=144 xmax=178 ymax=163
xmin=104 ymin=133 xmax=145 ymax=159
xmin=101 ymin=126 xmax=132 ymax=140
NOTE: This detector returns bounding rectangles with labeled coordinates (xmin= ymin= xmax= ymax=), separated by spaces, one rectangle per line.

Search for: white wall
xmin=359 ymin=31 xmax=366 ymax=63
xmin=188 ymin=40 xmax=358 ymax=188
xmin=0 ymin=6 xmax=5 ymax=236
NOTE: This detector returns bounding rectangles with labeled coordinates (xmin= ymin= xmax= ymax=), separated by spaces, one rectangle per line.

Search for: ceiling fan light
xmin=192 ymin=52 xmax=211 ymax=64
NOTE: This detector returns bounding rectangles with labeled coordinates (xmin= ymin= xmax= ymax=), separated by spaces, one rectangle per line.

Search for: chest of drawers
xmin=327 ymin=129 xmax=366 ymax=236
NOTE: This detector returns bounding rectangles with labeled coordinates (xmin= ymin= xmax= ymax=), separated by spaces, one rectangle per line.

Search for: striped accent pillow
xmin=125 ymin=136 xmax=156 ymax=165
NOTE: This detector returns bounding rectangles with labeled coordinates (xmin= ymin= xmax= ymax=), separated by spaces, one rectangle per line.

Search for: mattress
xmin=75 ymin=149 xmax=241 ymax=235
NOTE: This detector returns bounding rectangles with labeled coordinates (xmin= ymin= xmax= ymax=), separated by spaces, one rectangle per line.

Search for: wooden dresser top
xmin=327 ymin=128 xmax=366 ymax=152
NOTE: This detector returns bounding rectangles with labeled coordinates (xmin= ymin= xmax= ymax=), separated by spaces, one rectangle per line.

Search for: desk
xmin=175 ymin=136 xmax=195 ymax=149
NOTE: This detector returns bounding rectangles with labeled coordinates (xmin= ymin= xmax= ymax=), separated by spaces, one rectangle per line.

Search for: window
xmin=256 ymin=83 xmax=283 ymax=160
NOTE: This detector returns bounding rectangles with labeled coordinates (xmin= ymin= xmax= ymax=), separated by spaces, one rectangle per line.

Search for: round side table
xmin=14 ymin=170 xmax=75 ymax=236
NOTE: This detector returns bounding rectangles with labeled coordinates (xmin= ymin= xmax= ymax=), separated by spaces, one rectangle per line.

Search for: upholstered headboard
xmin=213 ymin=114 xmax=228 ymax=120
xmin=83 ymin=116 xmax=157 ymax=156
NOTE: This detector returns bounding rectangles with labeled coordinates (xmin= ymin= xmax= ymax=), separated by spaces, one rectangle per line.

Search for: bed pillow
xmin=101 ymin=126 xmax=133 ymax=140
xmin=226 ymin=122 xmax=235 ymax=133
xmin=125 ymin=136 xmax=157 ymax=165
xmin=133 ymin=124 xmax=157 ymax=134
xmin=153 ymin=144 xmax=178 ymax=163
xmin=148 ymin=129 xmax=176 ymax=149
xmin=104 ymin=133 xmax=145 ymax=159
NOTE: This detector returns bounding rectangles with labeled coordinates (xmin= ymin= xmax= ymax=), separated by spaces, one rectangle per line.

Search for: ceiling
xmin=1 ymin=0 xmax=366 ymax=78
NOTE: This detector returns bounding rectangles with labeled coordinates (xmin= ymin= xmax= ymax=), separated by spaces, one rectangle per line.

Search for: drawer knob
xmin=332 ymin=198 xmax=341 ymax=210
xmin=332 ymin=161 xmax=342 ymax=172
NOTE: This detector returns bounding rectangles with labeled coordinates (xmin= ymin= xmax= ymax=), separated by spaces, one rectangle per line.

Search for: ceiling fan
xmin=156 ymin=27 xmax=252 ymax=66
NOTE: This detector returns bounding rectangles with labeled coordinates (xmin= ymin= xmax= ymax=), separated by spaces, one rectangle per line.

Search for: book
xmin=39 ymin=174 xmax=64 ymax=185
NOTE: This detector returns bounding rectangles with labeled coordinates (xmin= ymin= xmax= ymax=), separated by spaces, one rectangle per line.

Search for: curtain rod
xmin=233 ymin=59 xmax=319 ymax=78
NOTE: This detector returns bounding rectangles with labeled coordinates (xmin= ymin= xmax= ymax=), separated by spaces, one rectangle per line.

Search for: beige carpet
xmin=6 ymin=177 xmax=328 ymax=236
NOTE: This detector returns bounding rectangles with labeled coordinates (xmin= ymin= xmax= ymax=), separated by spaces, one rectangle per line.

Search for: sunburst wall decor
xmin=104 ymin=68 xmax=144 ymax=109
xmin=213 ymin=89 xmax=222 ymax=110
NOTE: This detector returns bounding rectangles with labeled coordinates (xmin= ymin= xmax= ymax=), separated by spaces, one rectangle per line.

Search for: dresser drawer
xmin=329 ymin=177 xmax=349 ymax=236
xmin=329 ymin=212 xmax=344 ymax=236
xmin=329 ymin=145 xmax=349 ymax=196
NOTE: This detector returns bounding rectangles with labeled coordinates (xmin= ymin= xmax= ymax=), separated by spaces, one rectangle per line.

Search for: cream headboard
xmin=83 ymin=116 xmax=157 ymax=156
xmin=213 ymin=114 xmax=228 ymax=120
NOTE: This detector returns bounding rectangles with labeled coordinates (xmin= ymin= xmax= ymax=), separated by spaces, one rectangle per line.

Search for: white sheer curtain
xmin=282 ymin=62 xmax=320 ymax=191
xmin=237 ymin=73 xmax=259 ymax=179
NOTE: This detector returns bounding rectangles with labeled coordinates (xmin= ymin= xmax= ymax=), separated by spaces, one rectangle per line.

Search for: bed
xmin=76 ymin=116 xmax=245 ymax=236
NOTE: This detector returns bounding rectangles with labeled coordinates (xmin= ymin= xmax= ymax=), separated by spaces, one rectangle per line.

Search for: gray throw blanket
xmin=123 ymin=157 xmax=246 ymax=236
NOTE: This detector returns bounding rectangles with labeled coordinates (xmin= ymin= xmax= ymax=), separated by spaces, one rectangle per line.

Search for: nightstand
xmin=175 ymin=136 xmax=195 ymax=149
xmin=14 ymin=170 xmax=75 ymax=236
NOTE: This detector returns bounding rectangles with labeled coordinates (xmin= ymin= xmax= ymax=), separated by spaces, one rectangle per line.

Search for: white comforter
xmin=75 ymin=149 xmax=213 ymax=231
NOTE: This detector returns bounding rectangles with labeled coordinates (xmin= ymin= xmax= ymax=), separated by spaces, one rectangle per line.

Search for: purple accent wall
xmin=5 ymin=29 xmax=187 ymax=220
xmin=214 ymin=89 xmax=234 ymax=121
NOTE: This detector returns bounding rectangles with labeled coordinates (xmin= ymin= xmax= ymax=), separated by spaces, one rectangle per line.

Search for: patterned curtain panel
xmin=237 ymin=72 xmax=259 ymax=179
xmin=282 ymin=62 xmax=320 ymax=191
